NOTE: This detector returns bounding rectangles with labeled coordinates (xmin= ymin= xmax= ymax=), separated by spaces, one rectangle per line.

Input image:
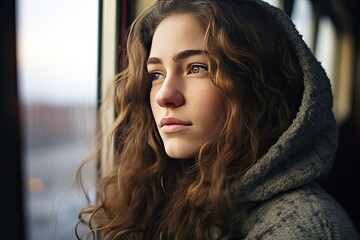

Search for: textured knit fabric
xmin=222 ymin=1 xmax=360 ymax=239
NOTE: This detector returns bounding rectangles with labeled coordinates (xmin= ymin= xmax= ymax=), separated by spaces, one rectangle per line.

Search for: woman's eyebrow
xmin=147 ymin=57 xmax=162 ymax=65
xmin=147 ymin=49 xmax=208 ymax=66
xmin=173 ymin=49 xmax=208 ymax=62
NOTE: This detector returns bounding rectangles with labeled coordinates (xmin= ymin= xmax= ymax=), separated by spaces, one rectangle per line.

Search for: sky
xmin=16 ymin=0 xmax=99 ymax=105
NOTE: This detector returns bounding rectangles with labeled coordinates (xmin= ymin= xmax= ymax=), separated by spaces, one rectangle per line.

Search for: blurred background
xmin=0 ymin=0 xmax=359 ymax=239
xmin=16 ymin=0 xmax=98 ymax=239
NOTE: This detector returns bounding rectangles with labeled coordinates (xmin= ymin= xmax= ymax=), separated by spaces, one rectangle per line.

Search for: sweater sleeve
xmin=238 ymin=184 xmax=359 ymax=240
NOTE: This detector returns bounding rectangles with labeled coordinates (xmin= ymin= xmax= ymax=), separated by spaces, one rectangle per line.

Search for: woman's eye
xmin=189 ymin=65 xmax=208 ymax=74
xmin=149 ymin=72 xmax=163 ymax=81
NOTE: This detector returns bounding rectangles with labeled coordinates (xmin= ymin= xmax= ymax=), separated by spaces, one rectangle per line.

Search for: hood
xmin=230 ymin=1 xmax=338 ymax=203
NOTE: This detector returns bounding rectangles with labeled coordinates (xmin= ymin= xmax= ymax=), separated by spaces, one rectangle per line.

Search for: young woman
xmin=77 ymin=0 xmax=359 ymax=239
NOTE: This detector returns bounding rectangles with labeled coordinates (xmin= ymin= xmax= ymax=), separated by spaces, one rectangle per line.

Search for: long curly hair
xmin=76 ymin=0 xmax=304 ymax=239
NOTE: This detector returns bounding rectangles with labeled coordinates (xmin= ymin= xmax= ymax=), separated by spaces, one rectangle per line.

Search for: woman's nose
xmin=155 ymin=75 xmax=185 ymax=108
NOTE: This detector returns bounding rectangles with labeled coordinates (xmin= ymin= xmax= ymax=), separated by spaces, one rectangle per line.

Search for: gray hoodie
xmin=223 ymin=1 xmax=360 ymax=239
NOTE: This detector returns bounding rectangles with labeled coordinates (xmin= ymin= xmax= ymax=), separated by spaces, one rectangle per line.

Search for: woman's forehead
xmin=149 ymin=13 xmax=206 ymax=59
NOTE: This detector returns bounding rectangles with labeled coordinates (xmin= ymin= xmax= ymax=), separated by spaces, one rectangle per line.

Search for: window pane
xmin=315 ymin=16 xmax=338 ymax=87
xmin=291 ymin=0 xmax=315 ymax=51
xmin=16 ymin=0 xmax=99 ymax=239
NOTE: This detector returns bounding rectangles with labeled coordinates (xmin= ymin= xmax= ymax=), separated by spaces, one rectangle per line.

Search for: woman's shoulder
xmin=236 ymin=183 xmax=359 ymax=239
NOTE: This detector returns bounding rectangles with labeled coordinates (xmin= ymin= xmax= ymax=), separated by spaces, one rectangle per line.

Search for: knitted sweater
xmin=221 ymin=1 xmax=360 ymax=239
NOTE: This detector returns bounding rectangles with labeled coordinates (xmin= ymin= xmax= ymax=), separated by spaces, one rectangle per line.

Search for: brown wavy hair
xmin=76 ymin=0 xmax=304 ymax=239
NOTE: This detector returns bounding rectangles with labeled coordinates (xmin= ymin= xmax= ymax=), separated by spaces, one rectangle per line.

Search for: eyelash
xmin=148 ymin=63 xmax=209 ymax=81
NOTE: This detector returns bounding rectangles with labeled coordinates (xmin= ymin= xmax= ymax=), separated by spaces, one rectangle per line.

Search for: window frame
xmin=98 ymin=0 xmax=131 ymax=176
xmin=0 ymin=0 xmax=25 ymax=239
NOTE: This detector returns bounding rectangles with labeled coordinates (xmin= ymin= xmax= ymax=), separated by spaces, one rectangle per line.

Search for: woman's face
xmin=148 ymin=13 xmax=224 ymax=159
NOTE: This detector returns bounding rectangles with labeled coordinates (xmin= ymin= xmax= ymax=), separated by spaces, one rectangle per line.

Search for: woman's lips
xmin=160 ymin=117 xmax=192 ymax=133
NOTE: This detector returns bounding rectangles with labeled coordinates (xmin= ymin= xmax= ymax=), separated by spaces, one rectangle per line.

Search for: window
xmin=315 ymin=16 xmax=338 ymax=88
xmin=16 ymin=0 xmax=99 ymax=239
xmin=291 ymin=0 xmax=315 ymax=51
